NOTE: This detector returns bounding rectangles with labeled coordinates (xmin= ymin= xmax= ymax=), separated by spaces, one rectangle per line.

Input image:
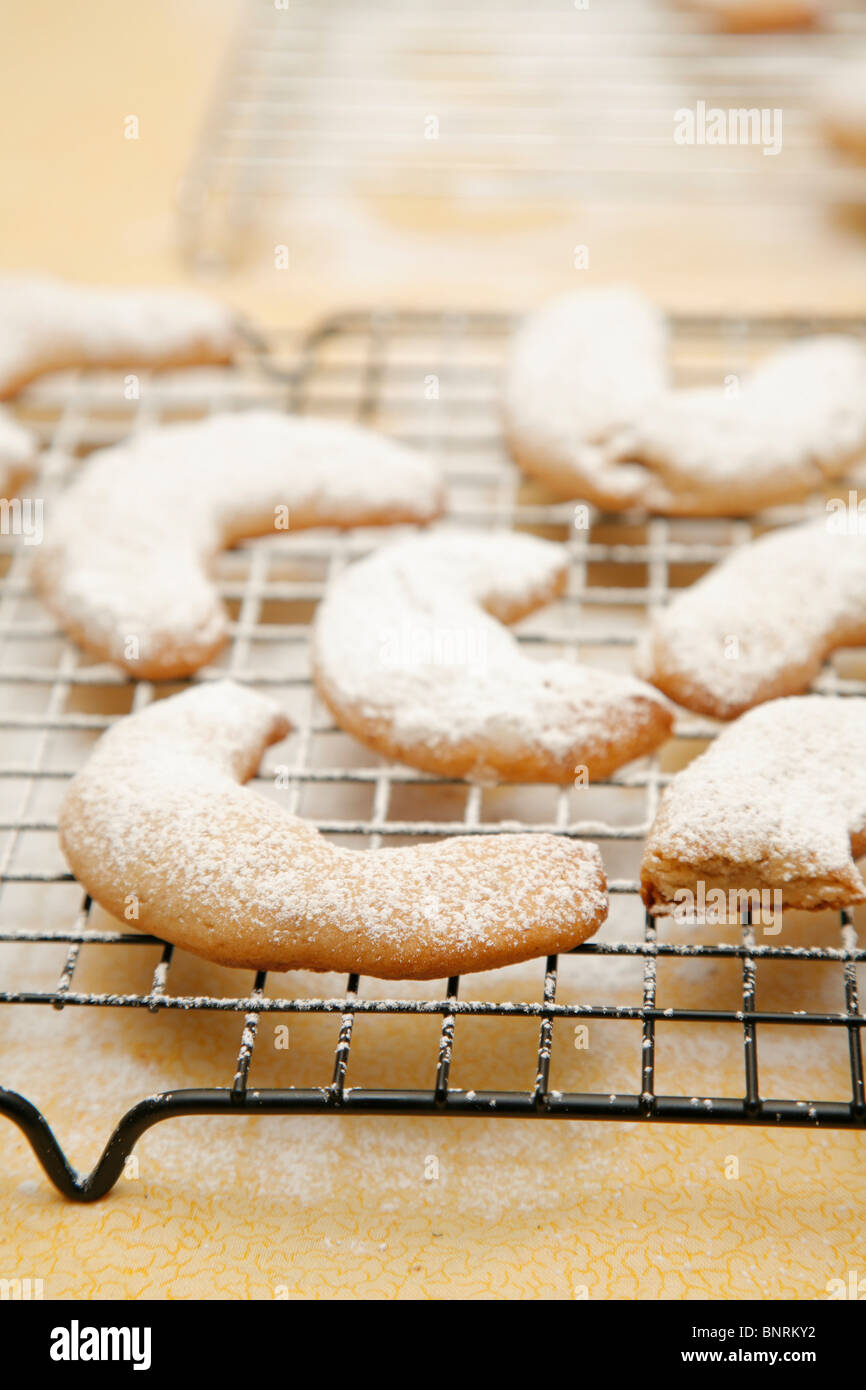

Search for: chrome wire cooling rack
xmin=1 ymin=308 xmax=866 ymax=1201
xmin=178 ymin=0 xmax=866 ymax=266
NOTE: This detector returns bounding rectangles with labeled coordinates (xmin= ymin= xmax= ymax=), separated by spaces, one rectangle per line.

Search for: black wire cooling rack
xmin=1 ymin=308 xmax=866 ymax=1201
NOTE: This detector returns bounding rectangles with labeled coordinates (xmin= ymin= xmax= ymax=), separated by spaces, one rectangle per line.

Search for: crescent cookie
xmin=34 ymin=412 xmax=444 ymax=679
xmin=311 ymin=530 xmax=673 ymax=782
xmin=0 ymin=276 xmax=237 ymax=398
xmin=502 ymin=288 xmax=670 ymax=510
xmin=641 ymin=696 xmax=866 ymax=913
xmin=59 ymin=681 xmax=609 ymax=979
xmin=619 ymin=337 xmax=866 ymax=515
xmin=0 ymin=407 xmax=38 ymax=499
xmin=637 ymin=517 xmax=866 ymax=720
xmin=504 ymin=290 xmax=866 ymax=515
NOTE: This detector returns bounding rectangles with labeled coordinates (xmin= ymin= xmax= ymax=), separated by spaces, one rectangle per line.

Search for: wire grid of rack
xmin=1 ymin=306 xmax=866 ymax=1201
xmin=178 ymin=0 xmax=866 ymax=266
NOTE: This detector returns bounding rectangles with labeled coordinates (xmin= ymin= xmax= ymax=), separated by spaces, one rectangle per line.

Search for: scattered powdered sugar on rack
xmin=312 ymin=529 xmax=673 ymax=783
xmin=34 ymin=411 xmax=444 ymax=678
xmin=0 ymin=275 xmax=238 ymax=398
xmin=58 ymin=681 xmax=608 ymax=980
xmin=637 ymin=517 xmax=866 ymax=718
xmin=641 ymin=695 xmax=866 ymax=911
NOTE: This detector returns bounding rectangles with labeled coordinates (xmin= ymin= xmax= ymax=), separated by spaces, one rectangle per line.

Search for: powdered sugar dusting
xmin=620 ymin=337 xmax=866 ymax=513
xmin=312 ymin=529 xmax=672 ymax=782
xmin=637 ymin=518 xmax=866 ymax=717
xmin=0 ymin=406 xmax=37 ymax=495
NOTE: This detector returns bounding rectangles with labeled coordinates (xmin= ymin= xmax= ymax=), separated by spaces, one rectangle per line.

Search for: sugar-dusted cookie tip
xmin=637 ymin=517 xmax=866 ymax=719
xmin=641 ymin=696 xmax=866 ymax=913
xmin=0 ymin=275 xmax=238 ymax=399
xmin=312 ymin=529 xmax=673 ymax=782
xmin=59 ymin=681 xmax=609 ymax=978
xmin=34 ymin=411 xmax=444 ymax=678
